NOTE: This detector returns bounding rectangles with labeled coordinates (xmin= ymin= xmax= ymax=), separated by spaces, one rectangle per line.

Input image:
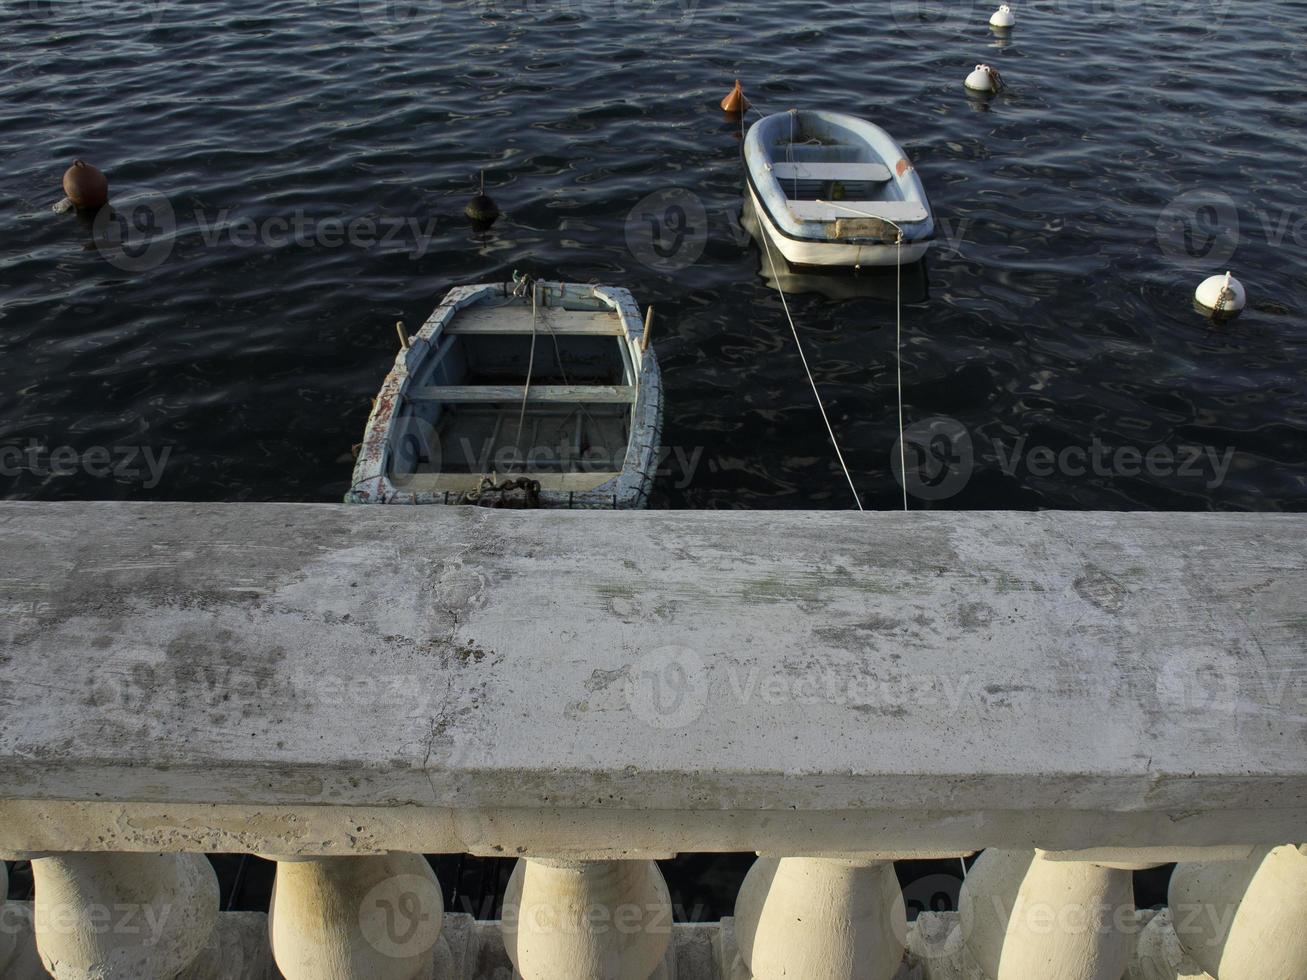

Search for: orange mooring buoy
xmin=720 ymin=79 xmax=748 ymax=114
xmin=62 ymin=159 xmax=109 ymax=210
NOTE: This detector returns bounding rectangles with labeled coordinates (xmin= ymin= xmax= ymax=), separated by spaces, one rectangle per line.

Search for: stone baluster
xmin=26 ymin=851 xmax=218 ymax=979
xmin=501 ymin=858 xmax=675 ymax=979
xmin=731 ymin=857 xmax=906 ymax=980
xmin=1165 ymin=843 xmax=1307 ymax=979
xmin=268 ymin=853 xmax=449 ymax=980
xmin=958 ymin=849 xmax=1139 ymax=980
xmin=1127 ymin=908 xmax=1211 ymax=980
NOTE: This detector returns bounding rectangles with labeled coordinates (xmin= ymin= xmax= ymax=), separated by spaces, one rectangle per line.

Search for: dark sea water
xmin=3 ymin=0 xmax=1306 ymax=511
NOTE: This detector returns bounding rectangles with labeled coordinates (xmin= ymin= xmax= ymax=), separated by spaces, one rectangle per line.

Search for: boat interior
xmin=769 ymin=115 xmax=895 ymax=204
xmin=388 ymin=301 xmax=638 ymax=486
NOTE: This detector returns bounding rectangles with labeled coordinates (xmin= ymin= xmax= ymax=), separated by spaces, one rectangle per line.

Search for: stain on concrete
xmin=1074 ymin=568 xmax=1128 ymax=613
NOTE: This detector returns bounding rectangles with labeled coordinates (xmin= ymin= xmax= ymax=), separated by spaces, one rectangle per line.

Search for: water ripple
xmin=0 ymin=0 xmax=1304 ymax=509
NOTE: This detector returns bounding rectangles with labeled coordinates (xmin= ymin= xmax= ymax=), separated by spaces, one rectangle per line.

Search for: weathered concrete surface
xmin=1 ymin=503 xmax=1305 ymax=855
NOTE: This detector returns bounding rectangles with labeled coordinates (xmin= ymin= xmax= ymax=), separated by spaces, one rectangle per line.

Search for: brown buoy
xmin=464 ymin=170 xmax=499 ymax=226
xmin=720 ymin=79 xmax=748 ymax=114
xmin=62 ymin=159 xmax=109 ymax=210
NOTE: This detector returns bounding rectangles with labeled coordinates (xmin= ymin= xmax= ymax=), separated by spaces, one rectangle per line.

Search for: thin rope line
xmin=743 ymin=111 xmax=911 ymax=512
xmin=756 ymin=225 xmax=864 ymax=511
xmin=513 ymin=282 xmax=538 ymax=465
xmin=537 ymin=285 xmax=599 ymax=435
xmin=895 ymin=233 xmax=908 ymax=512
xmin=813 ymin=200 xmax=912 ymax=511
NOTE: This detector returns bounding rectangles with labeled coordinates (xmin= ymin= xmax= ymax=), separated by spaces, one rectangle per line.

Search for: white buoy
xmin=990 ymin=4 xmax=1015 ymax=28
xmin=965 ymin=64 xmax=1004 ymax=94
xmin=1195 ymin=271 xmax=1246 ymax=317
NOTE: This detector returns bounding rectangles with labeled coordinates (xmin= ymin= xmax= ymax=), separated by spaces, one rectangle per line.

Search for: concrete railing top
xmin=1 ymin=502 xmax=1304 ymax=859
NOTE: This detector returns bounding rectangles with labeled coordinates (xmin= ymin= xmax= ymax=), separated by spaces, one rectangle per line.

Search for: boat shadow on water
xmin=740 ymin=193 xmax=930 ymax=304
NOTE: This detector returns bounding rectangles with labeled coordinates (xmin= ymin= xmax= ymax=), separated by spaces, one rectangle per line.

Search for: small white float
xmin=1195 ymin=271 xmax=1246 ymax=318
xmin=965 ymin=64 xmax=1004 ymax=94
xmin=990 ymin=4 xmax=1015 ymax=28
xmin=348 ymin=278 xmax=662 ymax=508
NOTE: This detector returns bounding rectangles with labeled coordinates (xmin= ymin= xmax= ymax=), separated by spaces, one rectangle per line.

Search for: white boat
xmin=348 ymin=277 xmax=662 ymax=509
xmin=744 ymin=109 xmax=936 ymax=269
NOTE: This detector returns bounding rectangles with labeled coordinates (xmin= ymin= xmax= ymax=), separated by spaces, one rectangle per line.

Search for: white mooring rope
xmin=513 ymin=281 xmax=539 ymax=460
xmin=756 ymin=225 xmax=865 ymax=512
xmin=739 ymin=107 xmax=911 ymax=511
xmin=816 ymin=199 xmax=911 ymax=512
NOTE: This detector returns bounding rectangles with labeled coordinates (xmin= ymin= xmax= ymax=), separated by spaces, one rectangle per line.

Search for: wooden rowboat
xmin=744 ymin=109 xmax=936 ymax=269
xmin=348 ymin=278 xmax=662 ymax=508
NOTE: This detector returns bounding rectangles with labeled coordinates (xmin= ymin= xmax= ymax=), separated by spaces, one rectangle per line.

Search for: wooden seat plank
xmin=771 ymin=161 xmax=893 ymax=183
xmin=787 ymin=199 xmax=929 ymax=224
xmin=444 ymin=307 xmax=626 ymax=336
xmin=408 ymin=385 xmax=637 ymax=404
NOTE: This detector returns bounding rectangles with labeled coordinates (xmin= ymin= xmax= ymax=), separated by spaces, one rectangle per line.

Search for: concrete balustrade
xmin=1165 ymin=844 xmax=1307 ymax=979
xmin=501 ymin=858 xmax=674 ymax=979
xmin=268 ymin=853 xmax=449 ymax=980
xmin=0 ymin=503 xmax=1305 ymax=979
xmin=1127 ymin=909 xmax=1212 ymax=980
xmin=27 ymin=852 xmax=218 ymax=979
xmin=957 ymin=850 xmax=1136 ymax=980
xmin=732 ymin=857 xmax=906 ymax=980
